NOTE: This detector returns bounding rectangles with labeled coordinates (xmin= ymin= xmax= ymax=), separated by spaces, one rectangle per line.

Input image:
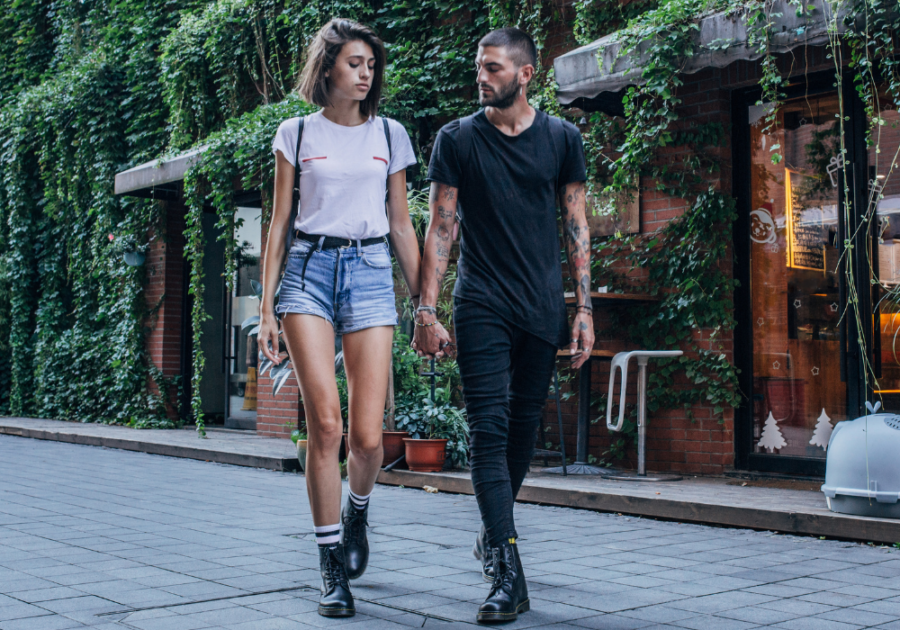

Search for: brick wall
xmin=145 ymin=200 xmax=187 ymax=420
xmin=541 ymin=65 xmax=738 ymax=475
xmin=540 ymin=45 xmax=845 ymax=475
xmin=257 ymin=370 xmax=303 ymax=437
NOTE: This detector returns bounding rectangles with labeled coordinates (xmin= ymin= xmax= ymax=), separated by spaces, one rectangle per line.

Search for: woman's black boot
xmin=341 ymin=496 xmax=369 ymax=579
xmin=476 ymin=540 xmax=530 ymax=623
xmin=317 ymin=544 xmax=355 ymax=617
xmin=472 ymin=525 xmax=493 ymax=582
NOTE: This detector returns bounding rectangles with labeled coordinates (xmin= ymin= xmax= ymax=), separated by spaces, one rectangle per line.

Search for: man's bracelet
xmin=415 ymin=320 xmax=438 ymax=328
xmin=416 ymin=305 xmax=437 ymax=314
xmin=576 ymin=305 xmax=593 ymax=313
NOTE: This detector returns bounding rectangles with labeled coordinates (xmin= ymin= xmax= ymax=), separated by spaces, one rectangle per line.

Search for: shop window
xmin=749 ymin=92 xmax=846 ymax=458
xmin=871 ymin=94 xmax=900 ymax=406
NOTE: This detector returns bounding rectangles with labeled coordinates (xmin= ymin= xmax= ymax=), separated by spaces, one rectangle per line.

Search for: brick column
xmin=145 ymin=200 xmax=187 ymax=420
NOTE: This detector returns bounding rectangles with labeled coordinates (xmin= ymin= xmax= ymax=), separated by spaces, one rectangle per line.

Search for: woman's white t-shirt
xmin=272 ymin=111 xmax=416 ymax=240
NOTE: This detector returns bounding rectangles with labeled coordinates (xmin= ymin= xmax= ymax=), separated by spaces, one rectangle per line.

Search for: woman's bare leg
xmin=342 ymin=326 xmax=394 ymax=496
xmin=282 ymin=314 xmax=342 ymax=526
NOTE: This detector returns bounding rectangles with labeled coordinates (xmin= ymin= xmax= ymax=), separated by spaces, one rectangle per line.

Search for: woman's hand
xmin=258 ymin=312 xmax=283 ymax=365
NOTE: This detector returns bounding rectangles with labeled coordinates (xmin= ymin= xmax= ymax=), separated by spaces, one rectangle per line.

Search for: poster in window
xmin=786 ymin=170 xmax=831 ymax=272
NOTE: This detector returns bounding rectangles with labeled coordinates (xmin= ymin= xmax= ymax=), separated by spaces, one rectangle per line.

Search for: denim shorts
xmin=276 ymin=238 xmax=398 ymax=335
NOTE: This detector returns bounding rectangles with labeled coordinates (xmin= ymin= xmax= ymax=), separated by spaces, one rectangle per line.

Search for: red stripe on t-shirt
xmin=373 ymin=157 xmax=388 ymax=164
xmin=301 ymin=156 xmax=327 ymax=162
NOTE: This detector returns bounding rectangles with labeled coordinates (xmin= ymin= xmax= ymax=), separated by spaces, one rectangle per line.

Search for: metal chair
xmin=605 ymin=350 xmax=684 ymax=482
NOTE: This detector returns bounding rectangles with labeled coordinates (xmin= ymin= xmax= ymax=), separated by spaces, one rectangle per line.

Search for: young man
xmin=412 ymin=27 xmax=594 ymax=623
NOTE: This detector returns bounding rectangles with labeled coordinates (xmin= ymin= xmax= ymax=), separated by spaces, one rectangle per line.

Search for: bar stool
xmin=544 ymin=349 xmax=617 ymax=475
xmin=535 ymin=366 xmax=568 ymax=474
xmin=605 ymin=350 xmax=683 ymax=482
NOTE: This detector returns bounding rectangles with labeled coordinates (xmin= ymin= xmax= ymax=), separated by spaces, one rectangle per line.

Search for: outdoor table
xmin=545 ymin=291 xmax=662 ymax=475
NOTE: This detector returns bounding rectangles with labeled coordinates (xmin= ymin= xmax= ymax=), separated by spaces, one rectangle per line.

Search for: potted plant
xmin=396 ymin=389 xmax=468 ymax=473
xmin=382 ymin=331 xmax=427 ymax=466
xmin=382 ymin=428 xmax=408 ymax=467
xmin=291 ymin=429 xmax=308 ymax=471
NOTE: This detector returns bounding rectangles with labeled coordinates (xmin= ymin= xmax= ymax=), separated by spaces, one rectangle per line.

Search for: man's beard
xmin=478 ymin=76 xmax=519 ymax=109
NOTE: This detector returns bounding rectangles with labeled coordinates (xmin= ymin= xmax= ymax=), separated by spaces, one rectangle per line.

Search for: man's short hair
xmin=478 ymin=28 xmax=537 ymax=70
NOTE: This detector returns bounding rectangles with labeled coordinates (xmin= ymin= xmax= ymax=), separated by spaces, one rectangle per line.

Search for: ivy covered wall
xmin=0 ymin=0 xmax=646 ymax=426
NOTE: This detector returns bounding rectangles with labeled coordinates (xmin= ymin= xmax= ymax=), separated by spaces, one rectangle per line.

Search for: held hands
xmin=258 ymin=312 xmax=283 ymax=365
xmin=411 ymin=309 xmax=453 ymax=359
xmin=569 ymin=310 xmax=595 ymax=370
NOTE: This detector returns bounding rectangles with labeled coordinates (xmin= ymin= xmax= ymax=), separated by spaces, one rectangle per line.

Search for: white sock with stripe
xmin=314 ymin=523 xmax=340 ymax=547
xmin=348 ymin=489 xmax=370 ymax=510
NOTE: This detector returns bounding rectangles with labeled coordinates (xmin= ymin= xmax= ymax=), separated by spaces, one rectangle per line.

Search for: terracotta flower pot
xmin=295 ymin=439 xmax=308 ymax=472
xmin=403 ymin=438 xmax=448 ymax=473
xmin=382 ymin=431 xmax=408 ymax=467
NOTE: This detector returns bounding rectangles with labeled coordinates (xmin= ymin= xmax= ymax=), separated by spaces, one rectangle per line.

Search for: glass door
xmin=225 ymin=207 xmax=262 ymax=430
xmin=746 ymin=91 xmax=847 ymax=466
xmin=871 ymin=91 xmax=900 ymax=411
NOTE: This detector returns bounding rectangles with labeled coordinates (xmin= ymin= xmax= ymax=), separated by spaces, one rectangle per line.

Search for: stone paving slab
xmin=3 ymin=435 xmax=900 ymax=629
xmin=4 ymin=417 xmax=900 ymax=544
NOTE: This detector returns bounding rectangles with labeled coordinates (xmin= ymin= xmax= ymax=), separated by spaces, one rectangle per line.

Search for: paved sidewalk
xmin=2 ymin=435 xmax=900 ymax=630
xmin=5 ymin=417 xmax=900 ymax=543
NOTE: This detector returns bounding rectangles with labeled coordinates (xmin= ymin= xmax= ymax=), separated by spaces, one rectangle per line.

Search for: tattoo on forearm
xmin=438 ymin=205 xmax=453 ymax=220
xmin=443 ymin=187 xmax=456 ymax=201
xmin=561 ymin=184 xmax=591 ymax=302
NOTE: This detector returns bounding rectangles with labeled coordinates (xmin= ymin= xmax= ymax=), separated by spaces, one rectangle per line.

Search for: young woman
xmin=261 ymin=18 xmax=420 ymax=618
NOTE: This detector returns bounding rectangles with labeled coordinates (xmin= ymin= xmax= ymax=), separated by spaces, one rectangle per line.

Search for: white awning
xmin=114 ymin=146 xmax=207 ymax=199
xmin=554 ymin=0 xmax=848 ymax=105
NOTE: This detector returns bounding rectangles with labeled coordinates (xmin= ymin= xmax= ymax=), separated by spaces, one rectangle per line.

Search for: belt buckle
xmin=338 ymin=238 xmax=352 ymax=250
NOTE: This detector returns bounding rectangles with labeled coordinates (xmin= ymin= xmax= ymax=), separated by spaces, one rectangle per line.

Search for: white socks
xmin=348 ymin=489 xmax=370 ymax=511
xmin=314 ymin=523 xmax=340 ymax=547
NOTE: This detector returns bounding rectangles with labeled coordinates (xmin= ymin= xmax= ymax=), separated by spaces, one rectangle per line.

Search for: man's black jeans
xmin=453 ymin=298 xmax=558 ymax=548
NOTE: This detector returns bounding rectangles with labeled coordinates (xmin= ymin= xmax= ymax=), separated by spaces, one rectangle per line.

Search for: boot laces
xmin=488 ymin=548 xmax=515 ymax=596
xmin=323 ymin=547 xmax=349 ymax=589
xmin=344 ymin=506 xmax=368 ymax=545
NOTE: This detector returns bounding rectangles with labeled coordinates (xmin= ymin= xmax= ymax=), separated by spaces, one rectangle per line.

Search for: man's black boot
xmin=472 ymin=525 xmax=494 ymax=582
xmin=317 ymin=544 xmax=355 ymax=617
xmin=476 ymin=540 xmax=530 ymax=623
xmin=341 ymin=496 xmax=369 ymax=579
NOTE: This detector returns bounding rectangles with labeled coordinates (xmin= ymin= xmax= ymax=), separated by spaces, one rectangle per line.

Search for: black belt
xmin=295 ymin=230 xmax=384 ymax=249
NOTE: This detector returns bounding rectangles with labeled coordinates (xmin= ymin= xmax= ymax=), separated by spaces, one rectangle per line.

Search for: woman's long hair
xmin=298 ymin=18 xmax=386 ymax=119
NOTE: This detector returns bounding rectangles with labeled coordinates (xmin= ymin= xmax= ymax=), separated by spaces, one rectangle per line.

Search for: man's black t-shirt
xmin=426 ymin=109 xmax=587 ymax=348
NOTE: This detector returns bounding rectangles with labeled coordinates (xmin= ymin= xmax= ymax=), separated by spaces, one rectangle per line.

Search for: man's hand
xmin=411 ymin=311 xmax=453 ymax=359
xmin=569 ymin=311 xmax=595 ymax=370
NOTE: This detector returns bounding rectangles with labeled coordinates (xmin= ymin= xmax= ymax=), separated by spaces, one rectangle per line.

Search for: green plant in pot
xmin=382 ymin=332 xmax=428 ymax=467
xmin=396 ymin=384 xmax=468 ymax=472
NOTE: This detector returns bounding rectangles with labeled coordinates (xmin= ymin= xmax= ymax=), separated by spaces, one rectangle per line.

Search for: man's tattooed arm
xmin=413 ymin=182 xmax=458 ymax=357
xmin=560 ymin=181 xmax=594 ymax=369
xmin=422 ymin=182 xmax=458 ymax=304
xmin=560 ymin=181 xmax=591 ymax=306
